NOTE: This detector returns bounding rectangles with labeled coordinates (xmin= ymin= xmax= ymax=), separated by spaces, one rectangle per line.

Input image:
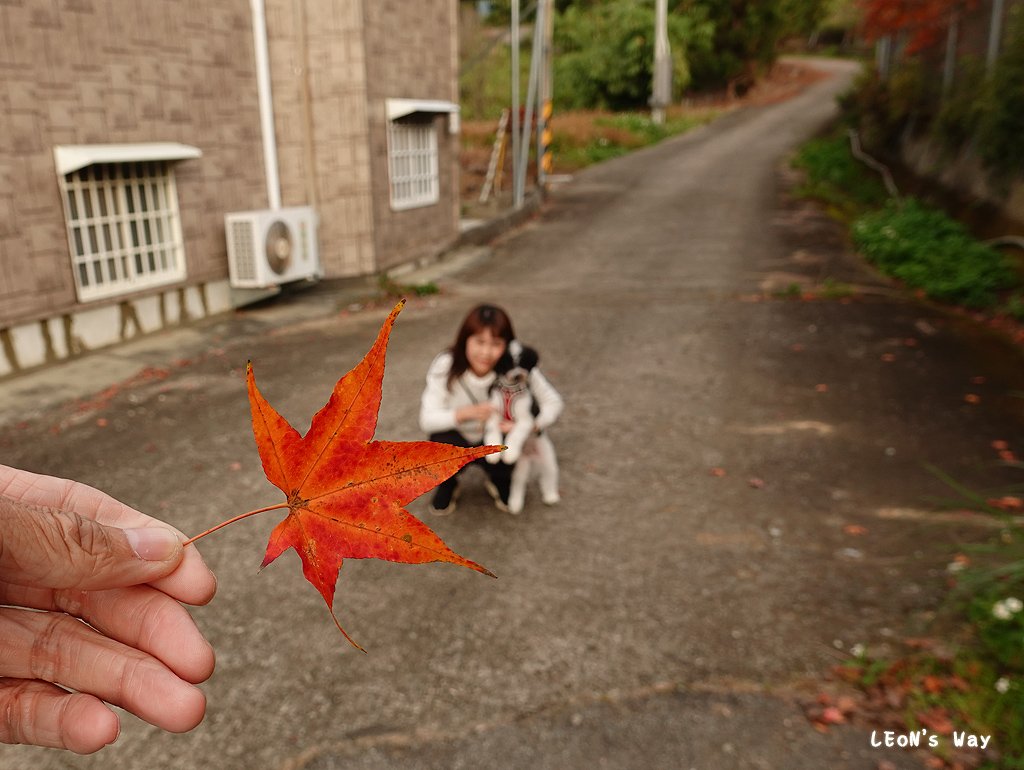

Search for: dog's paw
xmin=542 ymin=492 xmax=561 ymax=506
xmin=502 ymin=448 xmax=522 ymax=464
xmin=486 ymin=452 xmax=501 ymax=465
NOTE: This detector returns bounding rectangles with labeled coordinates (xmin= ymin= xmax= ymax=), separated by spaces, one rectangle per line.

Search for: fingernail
xmin=124 ymin=527 xmax=181 ymax=561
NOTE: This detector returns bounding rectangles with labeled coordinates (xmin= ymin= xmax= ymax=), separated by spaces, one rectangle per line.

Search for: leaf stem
xmin=183 ymin=503 xmax=290 ymax=546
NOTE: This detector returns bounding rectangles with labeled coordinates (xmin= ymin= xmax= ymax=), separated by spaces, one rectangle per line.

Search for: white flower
xmin=850 ymin=643 xmax=866 ymax=658
xmin=995 ymin=677 xmax=1011 ymax=694
xmin=992 ymin=598 xmax=1023 ymax=620
xmin=946 ymin=560 xmax=967 ymax=573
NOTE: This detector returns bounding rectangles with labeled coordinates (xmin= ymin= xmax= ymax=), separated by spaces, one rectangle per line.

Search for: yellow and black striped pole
xmin=538 ymin=100 xmax=553 ymax=188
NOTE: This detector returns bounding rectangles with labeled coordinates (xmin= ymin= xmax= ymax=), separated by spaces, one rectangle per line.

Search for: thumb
xmin=0 ymin=496 xmax=184 ymax=591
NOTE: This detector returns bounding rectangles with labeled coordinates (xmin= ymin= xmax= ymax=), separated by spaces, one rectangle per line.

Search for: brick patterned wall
xmin=0 ymin=0 xmax=268 ymax=326
xmin=362 ymin=0 xmax=460 ymax=271
xmin=0 ymin=0 xmax=459 ymax=326
xmin=265 ymin=0 xmax=376 ymax=279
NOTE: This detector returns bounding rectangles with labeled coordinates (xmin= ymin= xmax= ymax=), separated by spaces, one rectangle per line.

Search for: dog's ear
xmin=494 ymin=349 xmax=514 ymax=375
xmin=518 ymin=345 xmax=539 ymax=371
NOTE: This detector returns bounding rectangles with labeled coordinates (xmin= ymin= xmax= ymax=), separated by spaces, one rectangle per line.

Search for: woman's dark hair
xmin=447 ymin=304 xmax=515 ymax=389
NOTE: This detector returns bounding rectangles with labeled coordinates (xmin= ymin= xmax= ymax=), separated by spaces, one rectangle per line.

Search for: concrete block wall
xmin=265 ymin=0 xmax=377 ymax=279
xmin=363 ymin=0 xmax=461 ymax=271
xmin=0 ymin=0 xmax=268 ymax=328
xmin=0 ymin=0 xmax=463 ymax=379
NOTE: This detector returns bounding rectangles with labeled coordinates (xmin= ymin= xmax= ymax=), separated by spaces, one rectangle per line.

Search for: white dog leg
xmin=536 ymin=436 xmax=560 ymax=505
xmin=508 ymin=459 xmax=529 ymax=514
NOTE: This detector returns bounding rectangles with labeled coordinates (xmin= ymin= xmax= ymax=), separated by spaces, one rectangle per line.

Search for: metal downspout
xmin=251 ymin=0 xmax=282 ymax=210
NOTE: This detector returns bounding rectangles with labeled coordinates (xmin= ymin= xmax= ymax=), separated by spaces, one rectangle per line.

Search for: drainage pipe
xmin=251 ymin=0 xmax=282 ymax=210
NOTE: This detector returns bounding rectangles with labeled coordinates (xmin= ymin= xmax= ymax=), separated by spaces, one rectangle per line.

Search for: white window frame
xmin=386 ymin=117 xmax=440 ymax=211
xmin=58 ymin=160 xmax=188 ymax=302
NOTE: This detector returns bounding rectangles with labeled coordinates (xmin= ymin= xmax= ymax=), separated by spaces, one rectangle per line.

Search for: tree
xmin=553 ymin=0 xmax=713 ymax=110
xmin=681 ymin=1 xmax=771 ymax=94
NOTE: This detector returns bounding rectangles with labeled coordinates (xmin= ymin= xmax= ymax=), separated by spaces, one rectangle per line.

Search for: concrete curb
xmin=452 ymin=190 xmax=544 ymax=249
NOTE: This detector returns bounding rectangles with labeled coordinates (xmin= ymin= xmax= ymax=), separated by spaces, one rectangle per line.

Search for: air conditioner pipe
xmin=251 ymin=0 xmax=282 ymax=210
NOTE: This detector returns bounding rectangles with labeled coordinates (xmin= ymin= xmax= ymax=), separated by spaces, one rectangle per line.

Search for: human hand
xmin=0 ymin=464 xmax=217 ymax=754
xmin=456 ymin=403 xmax=495 ymax=424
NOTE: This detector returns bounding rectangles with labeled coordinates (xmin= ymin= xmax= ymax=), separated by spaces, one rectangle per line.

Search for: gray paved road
xmin=3 ymin=59 xmax=1020 ymax=769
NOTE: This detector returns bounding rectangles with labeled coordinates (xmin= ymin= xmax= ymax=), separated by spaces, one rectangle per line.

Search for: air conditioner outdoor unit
xmin=225 ymin=206 xmax=321 ymax=289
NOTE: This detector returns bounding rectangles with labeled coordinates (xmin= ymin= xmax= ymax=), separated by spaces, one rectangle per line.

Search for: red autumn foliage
xmin=860 ymin=0 xmax=978 ymax=54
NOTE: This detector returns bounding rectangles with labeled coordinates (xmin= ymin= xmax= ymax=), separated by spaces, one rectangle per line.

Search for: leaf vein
xmin=304 ymin=451 xmax=487 ymax=504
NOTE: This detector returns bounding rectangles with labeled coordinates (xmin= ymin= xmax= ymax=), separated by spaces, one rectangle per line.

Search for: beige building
xmin=0 ymin=0 xmax=462 ymax=378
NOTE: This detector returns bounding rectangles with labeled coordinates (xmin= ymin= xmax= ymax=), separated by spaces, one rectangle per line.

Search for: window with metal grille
xmin=386 ymin=118 xmax=439 ymax=210
xmin=59 ymin=161 xmax=187 ymax=302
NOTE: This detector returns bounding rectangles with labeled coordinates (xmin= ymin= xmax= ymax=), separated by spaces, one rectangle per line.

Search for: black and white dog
xmin=484 ymin=343 xmax=560 ymax=514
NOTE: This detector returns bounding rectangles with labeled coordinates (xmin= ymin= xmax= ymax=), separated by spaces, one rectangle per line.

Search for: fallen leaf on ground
xmin=748 ymin=477 xmax=765 ymax=488
xmin=820 ymin=706 xmax=846 ymax=724
xmin=922 ymin=675 xmax=944 ymax=694
xmin=902 ymin=637 xmax=937 ymax=650
xmin=963 ymin=394 xmax=980 ymax=404
xmin=843 ymin=524 xmax=868 ymax=536
xmin=186 ymin=301 xmax=500 ymax=650
xmin=815 ymin=384 xmax=829 ymax=393
xmin=988 ymin=496 xmax=1023 ymax=510
xmin=992 ymin=440 xmax=1009 ymax=451
xmin=880 ymin=353 xmax=896 ymax=362
xmin=710 ymin=467 xmax=727 ymax=477
xmin=916 ymin=707 xmax=954 ymax=735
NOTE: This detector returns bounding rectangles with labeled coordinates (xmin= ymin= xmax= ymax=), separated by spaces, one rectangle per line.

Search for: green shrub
xmin=550 ymin=110 xmax=711 ymax=171
xmin=791 ymin=134 xmax=889 ymax=217
xmin=968 ymin=587 xmax=1024 ymax=671
xmin=933 ymin=56 xmax=989 ymax=151
xmin=1004 ymin=291 xmax=1024 ymax=321
xmin=852 ymin=199 xmax=1016 ymax=308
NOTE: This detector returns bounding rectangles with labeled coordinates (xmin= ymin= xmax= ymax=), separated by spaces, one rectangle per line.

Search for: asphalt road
xmin=3 ymin=58 xmax=1022 ymax=769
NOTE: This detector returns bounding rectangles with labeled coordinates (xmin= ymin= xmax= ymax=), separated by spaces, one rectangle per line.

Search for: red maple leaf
xmin=187 ymin=300 xmax=500 ymax=650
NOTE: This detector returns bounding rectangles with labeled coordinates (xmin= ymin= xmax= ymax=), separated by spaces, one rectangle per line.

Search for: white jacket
xmin=419 ymin=351 xmax=564 ymax=444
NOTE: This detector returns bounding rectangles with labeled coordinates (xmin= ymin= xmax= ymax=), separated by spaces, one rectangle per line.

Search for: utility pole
xmin=651 ymin=0 xmax=671 ymax=125
xmin=517 ymin=0 xmax=544 ymax=208
xmin=942 ymin=10 xmax=959 ymax=98
xmin=536 ymin=0 xmax=554 ymax=189
xmin=987 ymin=0 xmax=1006 ymax=72
xmin=511 ymin=0 xmax=521 ymax=208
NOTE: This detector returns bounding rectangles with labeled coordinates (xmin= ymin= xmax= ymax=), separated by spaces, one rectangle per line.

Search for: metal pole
xmin=536 ymin=0 xmax=553 ymax=189
xmin=942 ymin=11 xmax=959 ymax=98
xmin=511 ymin=0 xmax=521 ymax=208
xmin=250 ymin=0 xmax=281 ymax=210
xmin=651 ymin=0 xmax=670 ymax=125
xmin=517 ymin=0 xmax=543 ymax=207
xmin=876 ymin=36 xmax=892 ymax=81
xmin=987 ymin=0 xmax=1006 ymax=72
